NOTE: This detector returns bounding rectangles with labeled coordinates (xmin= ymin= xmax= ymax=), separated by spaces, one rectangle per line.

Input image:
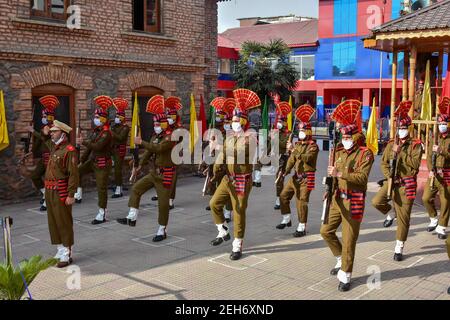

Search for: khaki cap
xmin=50 ymin=120 xmax=72 ymax=134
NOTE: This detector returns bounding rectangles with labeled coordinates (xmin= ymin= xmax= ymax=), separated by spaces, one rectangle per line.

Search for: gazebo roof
xmin=364 ymin=0 xmax=450 ymax=53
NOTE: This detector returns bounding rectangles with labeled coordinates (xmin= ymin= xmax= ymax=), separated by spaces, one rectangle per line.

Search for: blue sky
xmin=218 ymin=0 xmax=319 ymax=33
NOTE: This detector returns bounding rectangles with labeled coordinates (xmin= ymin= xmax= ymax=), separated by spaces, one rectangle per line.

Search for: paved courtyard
xmin=2 ymin=153 xmax=450 ymax=300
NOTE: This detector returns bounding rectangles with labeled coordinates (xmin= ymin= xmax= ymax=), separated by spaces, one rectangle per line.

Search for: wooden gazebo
xmin=364 ymin=0 xmax=450 ymax=142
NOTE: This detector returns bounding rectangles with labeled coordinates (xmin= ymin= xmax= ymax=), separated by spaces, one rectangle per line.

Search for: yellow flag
xmin=420 ymin=60 xmax=432 ymax=121
xmin=189 ymin=93 xmax=199 ymax=154
xmin=366 ymin=97 xmax=378 ymax=155
xmin=130 ymin=91 xmax=140 ymax=149
xmin=287 ymin=95 xmax=293 ymax=131
xmin=0 ymin=90 xmax=9 ymax=152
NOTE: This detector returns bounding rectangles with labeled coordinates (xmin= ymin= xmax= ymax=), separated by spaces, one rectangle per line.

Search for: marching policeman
xmin=75 ymin=96 xmax=114 ymax=224
xmin=110 ymin=98 xmax=130 ymax=198
xmin=372 ymin=101 xmax=423 ymax=261
xmin=278 ymin=104 xmax=318 ymax=237
xmin=28 ymin=95 xmax=59 ymax=211
xmin=422 ymin=97 xmax=450 ymax=240
xmin=117 ymin=95 xmax=176 ymax=242
xmin=272 ymin=101 xmax=292 ymax=210
xmin=321 ymin=100 xmax=374 ymax=292
xmin=45 ymin=120 xmax=79 ymax=268
xmin=210 ymin=89 xmax=260 ymax=260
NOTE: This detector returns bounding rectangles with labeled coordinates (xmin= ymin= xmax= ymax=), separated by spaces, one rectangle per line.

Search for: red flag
xmin=198 ymin=95 xmax=207 ymax=136
xmin=442 ymin=71 xmax=450 ymax=100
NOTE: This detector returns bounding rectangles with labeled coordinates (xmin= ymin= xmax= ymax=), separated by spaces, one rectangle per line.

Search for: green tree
xmin=234 ymin=39 xmax=300 ymax=101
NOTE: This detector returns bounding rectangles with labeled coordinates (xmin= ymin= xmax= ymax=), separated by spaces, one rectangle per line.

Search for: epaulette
xmin=66 ymin=144 xmax=75 ymax=152
xmin=165 ymin=129 xmax=173 ymax=136
xmin=412 ymin=138 xmax=422 ymax=146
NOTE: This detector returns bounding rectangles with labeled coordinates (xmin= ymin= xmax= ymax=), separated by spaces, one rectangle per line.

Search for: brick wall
xmin=0 ymin=0 xmax=221 ymax=203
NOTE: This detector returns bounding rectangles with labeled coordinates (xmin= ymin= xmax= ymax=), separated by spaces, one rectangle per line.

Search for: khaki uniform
xmin=422 ymin=133 xmax=450 ymax=227
xmin=210 ymin=132 xmax=254 ymax=238
xmin=79 ymin=126 xmax=113 ymax=208
xmin=280 ymin=140 xmax=319 ymax=223
xmin=372 ymin=138 xmax=423 ymax=241
xmin=44 ymin=140 xmax=79 ymax=247
xmin=111 ymin=123 xmax=130 ymax=187
xmin=274 ymin=130 xmax=291 ymax=196
xmin=169 ymin=123 xmax=184 ymax=200
xmin=129 ymin=131 xmax=175 ymax=226
xmin=31 ymin=129 xmax=51 ymax=191
xmin=320 ymin=146 xmax=374 ymax=272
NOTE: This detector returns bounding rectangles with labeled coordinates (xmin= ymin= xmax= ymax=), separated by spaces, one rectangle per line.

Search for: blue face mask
xmin=42 ymin=118 xmax=48 ymax=125
xmin=93 ymin=118 xmax=103 ymax=127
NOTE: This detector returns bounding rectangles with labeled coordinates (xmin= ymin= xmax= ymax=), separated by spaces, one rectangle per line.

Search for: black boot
xmin=205 ymin=206 xmax=211 ymax=211
xmin=330 ymin=267 xmax=340 ymax=275
xmin=274 ymin=204 xmax=281 ymax=210
xmin=276 ymin=221 xmax=292 ymax=229
xmin=75 ymin=199 xmax=82 ymax=204
xmin=293 ymin=230 xmax=306 ymax=237
xmin=116 ymin=218 xmax=136 ymax=227
xmin=230 ymin=251 xmax=242 ymax=260
xmin=210 ymin=233 xmax=230 ymax=246
xmin=338 ymin=282 xmax=351 ymax=292
xmin=151 ymin=196 xmax=158 ymax=201
xmin=39 ymin=205 xmax=47 ymax=212
xmin=152 ymin=231 xmax=167 ymax=242
xmin=91 ymin=218 xmax=106 ymax=225
xmin=438 ymin=233 xmax=447 ymax=240
xmin=427 ymin=225 xmax=438 ymax=232
xmin=383 ymin=219 xmax=394 ymax=228
xmin=169 ymin=204 xmax=175 ymax=210
xmin=40 ymin=198 xmax=45 ymax=205
xmin=225 ymin=217 xmax=231 ymax=223
xmin=393 ymin=253 xmax=403 ymax=261
xmin=253 ymin=182 xmax=261 ymax=188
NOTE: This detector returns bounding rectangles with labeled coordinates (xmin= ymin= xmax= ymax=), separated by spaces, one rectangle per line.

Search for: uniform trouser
xmin=128 ymin=172 xmax=171 ymax=226
xmin=112 ymin=152 xmax=124 ymax=187
xmin=170 ymin=168 xmax=177 ymax=200
xmin=45 ymin=189 xmax=74 ymax=247
xmin=320 ymin=196 xmax=362 ymax=273
xmin=210 ymin=175 xmax=252 ymax=239
xmin=31 ymin=159 xmax=45 ymax=190
xmin=279 ymin=176 xmax=311 ymax=223
xmin=79 ymin=160 xmax=111 ymax=209
xmin=275 ymin=156 xmax=288 ymax=196
xmin=372 ymin=182 xmax=414 ymax=241
xmin=209 ymin=175 xmax=232 ymax=211
xmin=446 ymin=236 xmax=450 ymax=258
xmin=422 ymin=178 xmax=450 ymax=227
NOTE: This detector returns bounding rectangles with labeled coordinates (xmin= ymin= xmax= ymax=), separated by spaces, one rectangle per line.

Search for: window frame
xmin=289 ymin=54 xmax=315 ymax=80
xmin=30 ymin=0 xmax=70 ymax=21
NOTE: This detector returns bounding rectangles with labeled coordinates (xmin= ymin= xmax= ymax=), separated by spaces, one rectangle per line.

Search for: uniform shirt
xmin=140 ymin=131 xmax=175 ymax=167
xmin=44 ymin=140 xmax=79 ymax=197
xmin=381 ymin=138 xmax=423 ymax=179
xmin=111 ymin=123 xmax=130 ymax=147
xmin=81 ymin=125 xmax=113 ymax=163
xmin=285 ymin=140 xmax=318 ymax=174
xmin=426 ymin=133 xmax=450 ymax=170
xmin=335 ymin=145 xmax=374 ymax=192
xmin=214 ymin=131 xmax=255 ymax=176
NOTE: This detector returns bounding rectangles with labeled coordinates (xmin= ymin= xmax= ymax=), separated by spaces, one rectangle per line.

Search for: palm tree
xmin=234 ymin=39 xmax=300 ymax=101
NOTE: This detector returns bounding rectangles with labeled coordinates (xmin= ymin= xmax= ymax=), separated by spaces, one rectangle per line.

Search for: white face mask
xmin=42 ymin=118 xmax=48 ymax=125
xmin=52 ymin=133 xmax=66 ymax=145
xmin=93 ymin=118 xmax=103 ymax=127
xmin=216 ymin=117 xmax=222 ymax=123
xmin=342 ymin=139 xmax=354 ymax=150
xmin=298 ymin=131 xmax=306 ymax=140
xmin=224 ymin=124 xmax=231 ymax=131
xmin=232 ymin=122 xmax=242 ymax=132
xmin=439 ymin=124 xmax=448 ymax=134
xmin=114 ymin=117 xmax=121 ymax=124
xmin=398 ymin=129 xmax=409 ymax=139
xmin=154 ymin=127 xmax=162 ymax=135
xmin=168 ymin=118 xmax=175 ymax=125
xmin=276 ymin=122 xmax=283 ymax=130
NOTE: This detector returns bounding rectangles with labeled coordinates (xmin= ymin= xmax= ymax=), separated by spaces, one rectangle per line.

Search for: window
xmin=133 ymin=0 xmax=161 ymax=33
xmin=392 ymin=0 xmax=403 ymax=19
xmin=289 ymin=55 xmax=315 ymax=80
xmin=332 ymin=41 xmax=357 ymax=77
xmin=333 ymin=0 xmax=357 ymax=35
xmin=30 ymin=0 xmax=70 ymax=20
xmin=218 ymin=59 xmax=232 ymax=74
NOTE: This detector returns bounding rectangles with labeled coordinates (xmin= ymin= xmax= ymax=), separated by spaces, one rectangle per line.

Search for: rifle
xmin=1 ymin=217 xmax=13 ymax=266
xmin=321 ymin=123 xmax=339 ymax=224
xmin=202 ymin=109 xmax=216 ymax=196
xmin=430 ymin=115 xmax=439 ymax=187
xmin=76 ymin=109 xmax=81 ymax=153
xmin=387 ymin=116 xmax=401 ymax=200
xmin=129 ymin=124 xmax=140 ymax=183
xmin=21 ymin=105 xmax=35 ymax=155
xmin=274 ymin=117 xmax=298 ymax=185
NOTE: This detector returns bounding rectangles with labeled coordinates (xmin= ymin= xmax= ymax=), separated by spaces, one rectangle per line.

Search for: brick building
xmin=0 ymin=0 xmax=227 ymax=202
